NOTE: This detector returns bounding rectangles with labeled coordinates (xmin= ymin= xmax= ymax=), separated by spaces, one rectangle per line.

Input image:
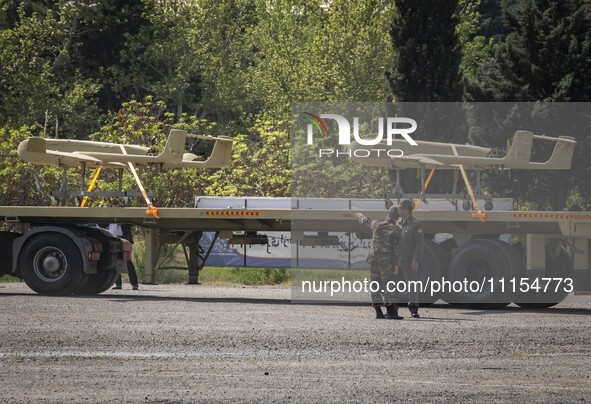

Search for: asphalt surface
xmin=1 ymin=283 xmax=590 ymax=403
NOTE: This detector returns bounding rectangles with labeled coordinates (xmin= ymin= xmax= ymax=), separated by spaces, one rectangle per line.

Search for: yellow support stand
xmin=80 ymin=167 xmax=102 ymax=207
xmin=414 ymin=169 xmax=435 ymax=210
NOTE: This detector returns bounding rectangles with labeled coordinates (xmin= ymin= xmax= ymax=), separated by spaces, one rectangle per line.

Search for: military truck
xmin=0 ymin=199 xmax=590 ymax=310
xmin=0 ymin=218 xmax=132 ymax=295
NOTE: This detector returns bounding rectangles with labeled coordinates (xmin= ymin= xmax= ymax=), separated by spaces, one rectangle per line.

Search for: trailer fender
xmin=12 ymin=226 xmax=99 ymax=275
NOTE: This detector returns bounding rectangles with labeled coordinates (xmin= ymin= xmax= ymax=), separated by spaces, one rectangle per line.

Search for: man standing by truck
xmin=396 ymin=199 xmax=424 ymax=318
xmin=108 ymin=197 xmax=139 ymax=291
xmin=355 ymin=206 xmax=403 ymax=320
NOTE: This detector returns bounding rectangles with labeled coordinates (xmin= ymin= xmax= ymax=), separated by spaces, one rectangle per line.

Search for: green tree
xmin=386 ymin=0 xmax=464 ymax=102
xmin=249 ymin=0 xmax=395 ymax=116
xmin=204 ymin=116 xmax=291 ymax=197
xmin=67 ymin=0 xmax=148 ymax=112
xmin=119 ymin=0 xmax=257 ymax=123
xmin=0 ymin=4 xmax=104 ymax=137
xmin=467 ymin=0 xmax=591 ymax=210
xmin=0 ymin=125 xmax=64 ymax=206
xmin=495 ymin=0 xmax=591 ymax=102
xmin=457 ymin=0 xmax=496 ymax=78
xmin=478 ymin=0 xmax=512 ymax=42
xmin=0 ymin=0 xmax=55 ymax=29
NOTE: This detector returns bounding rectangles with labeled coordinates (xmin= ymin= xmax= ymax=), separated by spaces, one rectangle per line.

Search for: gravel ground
xmin=1 ymin=283 xmax=590 ymax=403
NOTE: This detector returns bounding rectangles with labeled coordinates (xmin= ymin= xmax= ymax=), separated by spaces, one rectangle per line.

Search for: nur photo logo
xmin=302 ymin=111 xmax=418 ymax=158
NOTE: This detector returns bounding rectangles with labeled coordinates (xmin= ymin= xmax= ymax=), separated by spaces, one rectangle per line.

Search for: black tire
xmin=447 ymin=239 xmax=514 ymax=309
xmin=397 ymin=240 xmax=443 ymax=306
xmin=516 ymin=247 xmax=572 ymax=309
xmin=431 ymin=240 xmax=450 ymax=277
xmin=438 ymin=237 xmax=457 ymax=255
xmin=489 ymin=239 xmax=526 ymax=305
xmin=19 ymin=234 xmax=87 ymax=295
xmin=75 ymin=269 xmax=119 ymax=295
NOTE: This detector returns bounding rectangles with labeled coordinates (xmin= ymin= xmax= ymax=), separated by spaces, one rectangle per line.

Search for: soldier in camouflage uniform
xmin=355 ymin=206 xmax=403 ymax=320
xmin=396 ymin=199 xmax=424 ymax=318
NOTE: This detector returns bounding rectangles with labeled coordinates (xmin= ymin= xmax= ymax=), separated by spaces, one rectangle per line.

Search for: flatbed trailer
xmin=1 ymin=201 xmax=590 ymax=308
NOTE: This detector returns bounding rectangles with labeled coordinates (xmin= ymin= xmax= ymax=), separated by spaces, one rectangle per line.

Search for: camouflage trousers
xmin=393 ymin=260 xmax=419 ymax=313
xmin=369 ymin=259 xmax=396 ymax=307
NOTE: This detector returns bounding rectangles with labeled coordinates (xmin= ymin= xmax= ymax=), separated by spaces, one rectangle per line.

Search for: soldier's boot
xmin=409 ymin=304 xmax=420 ymax=318
xmin=374 ymin=306 xmax=386 ymax=319
xmin=385 ymin=305 xmax=403 ymax=320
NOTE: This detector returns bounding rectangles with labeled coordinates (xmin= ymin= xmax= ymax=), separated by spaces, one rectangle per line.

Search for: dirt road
xmin=1 ymin=283 xmax=590 ymax=403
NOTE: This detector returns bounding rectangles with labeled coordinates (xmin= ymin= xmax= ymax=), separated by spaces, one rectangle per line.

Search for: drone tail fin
xmin=541 ymin=136 xmax=576 ymax=170
xmin=504 ymin=131 xmax=533 ymax=163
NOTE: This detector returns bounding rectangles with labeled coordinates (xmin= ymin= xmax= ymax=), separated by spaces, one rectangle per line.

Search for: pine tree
xmin=496 ymin=0 xmax=591 ymax=102
xmin=479 ymin=0 xmax=512 ymax=42
xmin=386 ymin=0 xmax=464 ymax=102
xmin=468 ymin=0 xmax=591 ymax=210
xmin=470 ymin=0 xmax=591 ymax=102
xmin=385 ymin=0 xmax=465 ymax=195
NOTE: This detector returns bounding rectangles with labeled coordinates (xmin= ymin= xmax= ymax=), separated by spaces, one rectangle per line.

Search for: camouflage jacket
xmin=398 ymin=215 xmax=424 ymax=264
xmin=357 ymin=214 xmax=401 ymax=264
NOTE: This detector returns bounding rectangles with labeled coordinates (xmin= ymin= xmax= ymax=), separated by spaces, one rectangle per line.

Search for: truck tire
xmin=397 ymin=240 xmax=442 ymax=306
xmin=516 ymin=247 xmax=572 ymax=309
xmin=489 ymin=239 xmax=526 ymax=305
xmin=19 ymin=234 xmax=87 ymax=295
xmin=447 ymin=239 xmax=513 ymax=309
xmin=76 ymin=269 xmax=119 ymax=295
xmin=431 ymin=240 xmax=450 ymax=277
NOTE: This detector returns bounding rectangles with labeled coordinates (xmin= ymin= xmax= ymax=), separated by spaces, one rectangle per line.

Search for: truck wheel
xmin=516 ymin=247 xmax=572 ymax=309
xmin=489 ymin=239 xmax=526 ymax=305
xmin=19 ymin=234 xmax=87 ymax=295
xmin=430 ymin=240 xmax=449 ymax=277
xmin=447 ymin=239 xmax=513 ymax=309
xmin=397 ymin=240 xmax=443 ymax=306
xmin=76 ymin=269 xmax=119 ymax=295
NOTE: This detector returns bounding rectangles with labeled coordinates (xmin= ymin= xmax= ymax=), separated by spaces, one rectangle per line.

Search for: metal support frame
xmin=143 ymin=228 xmax=160 ymax=284
xmin=142 ymin=228 xmax=220 ymax=285
xmin=187 ymin=232 xmax=201 ymax=284
xmin=154 ymin=231 xmax=194 ymax=271
xmin=51 ymin=166 xmax=154 ymax=200
xmin=51 ymin=190 xmax=156 ymax=198
xmin=387 ymin=167 xmax=493 ymax=211
xmin=189 ymin=232 xmax=219 ymax=284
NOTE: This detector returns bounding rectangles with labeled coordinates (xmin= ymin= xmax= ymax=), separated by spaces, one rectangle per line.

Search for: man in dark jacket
xmin=356 ymin=206 xmax=402 ymax=320
xmin=109 ymin=197 xmax=139 ymax=290
xmin=396 ymin=199 xmax=424 ymax=318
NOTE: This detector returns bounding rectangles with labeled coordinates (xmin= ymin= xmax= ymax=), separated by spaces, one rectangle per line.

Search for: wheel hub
xmin=33 ymin=247 xmax=68 ymax=282
xmin=42 ymin=256 xmax=61 ymax=273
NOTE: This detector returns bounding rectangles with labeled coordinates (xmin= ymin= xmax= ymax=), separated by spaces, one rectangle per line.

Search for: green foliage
xmin=478 ymin=0 xmax=512 ymax=41
xmin=0 ymin=4 xmax=103 ymax=137
xmin=231 ymin=267 xmax=289 ymax=285
xmin=0 ymin=125 xmax=65 ymax=206
xmin=118 ymin=0 xmax=257 ymax=122
xmin=205 ymin=116 xmax=290 ymax=196
xmin=249 ymin=0 xmax=395 ymax=114
xmin=84 ymin=97 xmax=290 ymax=206
xmin=0 ymin=0 xmax=589 ymax=212
xmin=291 ymin=130 xmax=385 ymax=198
xmin=466 ymin=0 xmax=591 ymax=210
xmin=0 ymin=274 xmax=22 ymax=282
xmin=386 ymin=0 xmax=464 ymax=101
xmin=457 ymin=0 xmax=497 ymax=78
xmin=495 ymin=0 xmax=591 ymax=102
